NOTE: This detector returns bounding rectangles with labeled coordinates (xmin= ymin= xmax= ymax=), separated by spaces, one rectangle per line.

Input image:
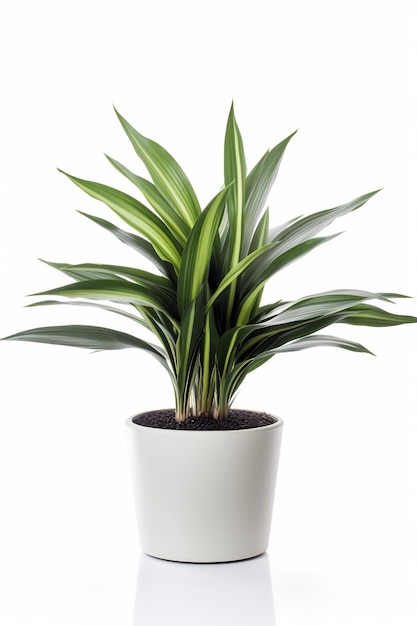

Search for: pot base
xmin=143 ymin=548 xmax=267 ymax=564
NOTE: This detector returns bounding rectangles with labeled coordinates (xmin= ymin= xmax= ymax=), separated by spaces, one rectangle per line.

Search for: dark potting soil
xmin=132 ymin=409 xmax=277 ymax=431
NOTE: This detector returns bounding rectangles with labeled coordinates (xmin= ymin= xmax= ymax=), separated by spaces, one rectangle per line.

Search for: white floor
xmin=1 ymin=538 xmax=416 ymax=625
xmin=1 ymin=347 xmax=416 ymax=625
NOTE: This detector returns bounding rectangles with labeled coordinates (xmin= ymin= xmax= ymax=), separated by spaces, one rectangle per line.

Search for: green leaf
xmin=248 ymin=208 xmax=269 ymax=254
xmin=105 ymin=155 xmax=189 ymax=245
xmin=114 ymin=108 xmax=201 ymax=227
xmin=237 ymin=313 xmax=349 ymax=360
xmin=222 ymin=104 xmax=247 ymax=326
xmin=78 ymin=212 xmax=172 ymax=275
xmin=60 ymin=171 xmax=182 ymax=270
xmin=177 ymin=186 xmax=229 ymax=314
xmin=243 ymin=130 xmax=297 ymax=255
xmin=40 ymin=259 xmax=114 ymax=281
xmin=50 ymin=262 xmax=175 ymax=294
xmin=2 ymin=325 xmax=170 ymax=364
xmin=139 ymin=308 xmax=178 ymax=371
xmin=262 ymin=289 xmax=394 ymax=326
xmin=216 ymin=325 xmax=243 ymax=377
xmin=206 ymin=242 xmax=275 ymax=312
xmin=32 ymin=279 xmax=179 ymax=320
xmin=228 ymin=291 xmax=396 ymax=363
xmin=176 ymin=289 xmax=206 ymax=419
xmin=199 ymin=291 xmax=220 ymax=412
xmin=26 ymin=299 xmax=148 ymax=327
xmin=270 ymin=190 xmax=380 ymax=250
xmin=271 ymin=334 xmax=373 ymax=355
xmin=223 ymin=103 xmax=246 ymax=266
xmin=219 ymin=331 xmax=373 ymax=404
xmin=340 ymin=303 xmax=417 ymax=327
xmin=237 ymin=209 xmax=270 ymax=325
xmin=241 ymin=234 xmax=341 ymax=300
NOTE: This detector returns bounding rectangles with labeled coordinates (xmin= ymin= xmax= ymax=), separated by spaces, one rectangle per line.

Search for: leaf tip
xmin=113 ymin=106 xmax=127 ymax=127
xmin=368 ymin=188 xmax=383 ymax=199
xmin=57 ymin=168 xmax=73 ymax=181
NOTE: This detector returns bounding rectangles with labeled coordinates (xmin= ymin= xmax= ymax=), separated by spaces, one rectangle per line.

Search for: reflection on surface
xmin=133 ymin=552 xmax=277 ymax=626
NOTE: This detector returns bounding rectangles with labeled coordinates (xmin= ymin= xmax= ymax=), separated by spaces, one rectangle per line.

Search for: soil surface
xmin=132 ymin=409 xmax=277 ymax=431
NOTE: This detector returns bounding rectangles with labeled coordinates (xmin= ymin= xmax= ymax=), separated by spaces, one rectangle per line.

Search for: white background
xmin=1 ymin=1 xmax=416 ymax=624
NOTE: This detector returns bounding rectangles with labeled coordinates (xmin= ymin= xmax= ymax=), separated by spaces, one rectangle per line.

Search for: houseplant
xmin=3 ymin=104 xmax=416 ymax=562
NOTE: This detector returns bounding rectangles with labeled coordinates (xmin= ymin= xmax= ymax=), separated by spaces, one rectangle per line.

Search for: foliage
xmin=3 ymin=105 xmax=416 ymax=421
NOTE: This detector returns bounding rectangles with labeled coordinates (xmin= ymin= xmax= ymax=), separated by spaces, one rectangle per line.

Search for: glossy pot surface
xmin=126 ymin=411 xmax=283 ymax=563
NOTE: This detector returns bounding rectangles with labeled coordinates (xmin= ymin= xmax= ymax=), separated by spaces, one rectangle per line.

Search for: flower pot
xmin=126 ymin=411 xmax=283 ymax=563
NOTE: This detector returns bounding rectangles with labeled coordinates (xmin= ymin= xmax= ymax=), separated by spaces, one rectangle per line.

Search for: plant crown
xmin=4 ymin=105 xmax=416 ymax=421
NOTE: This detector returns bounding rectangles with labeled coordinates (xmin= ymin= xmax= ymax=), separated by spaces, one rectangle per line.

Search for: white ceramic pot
xmin=126 ymin=411 xmax=283 ymax=563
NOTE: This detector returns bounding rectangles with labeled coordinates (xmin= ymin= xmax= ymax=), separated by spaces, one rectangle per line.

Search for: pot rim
xmin=125 ymin=409 xmax=283 ymax=434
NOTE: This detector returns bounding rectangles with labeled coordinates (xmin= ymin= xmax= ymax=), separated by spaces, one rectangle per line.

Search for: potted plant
xmin=3 ymin=104 xmax=416 ymax=562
